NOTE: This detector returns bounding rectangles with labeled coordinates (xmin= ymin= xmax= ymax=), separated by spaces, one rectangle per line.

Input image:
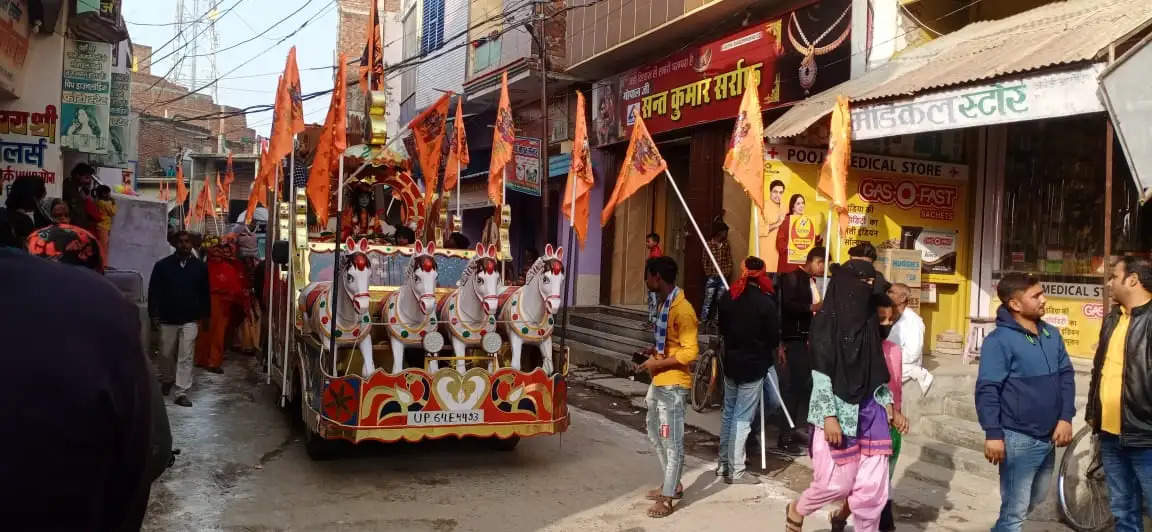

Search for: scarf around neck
xmin=654 ymin=287 xmax=680 ymax=355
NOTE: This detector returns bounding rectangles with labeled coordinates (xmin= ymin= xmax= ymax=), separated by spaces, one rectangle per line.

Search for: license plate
xmin=407 ymin=410 xmax=484 ymax=426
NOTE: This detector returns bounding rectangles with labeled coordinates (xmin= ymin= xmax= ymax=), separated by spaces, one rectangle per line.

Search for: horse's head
xmin=341 ymin=237 xmax=374 ymax=313
xmin=409 ymin=240 xmax=439 ymax=315
xmin=537 ymin=244 xmax=565 ymax=315
xmin=469 ymin=243 xmax=502 ymax=315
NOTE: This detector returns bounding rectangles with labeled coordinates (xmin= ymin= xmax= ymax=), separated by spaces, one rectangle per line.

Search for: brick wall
xmin=130 ymin=71 xmax=258 ymax=150
xmin=137 ymin=115 xmax=215 ymax=178
xmin=414 ymin=0 xmax=466 ymax=110
xmin=132 ymin=44 xmax=152 ymax=75
xmin=339 ymin=0 xmax=405 ymax=139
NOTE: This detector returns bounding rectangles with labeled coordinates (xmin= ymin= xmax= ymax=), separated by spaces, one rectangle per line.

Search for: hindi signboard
xmin=591 ymin=0 xmax=851 ymax=146
xmin=61 ymin=39 xmax=112 ymax=154
xmin=0 ymin=0 xmax=30 ymax=97
xmin=508 ymin=136 xmax=541 ymax=197
xmin=850 ymin=65 xmax=1105 ymax=141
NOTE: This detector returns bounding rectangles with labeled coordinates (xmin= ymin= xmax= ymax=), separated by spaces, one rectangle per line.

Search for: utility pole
xmin=529 ymin=3 xmax=550 ymax=244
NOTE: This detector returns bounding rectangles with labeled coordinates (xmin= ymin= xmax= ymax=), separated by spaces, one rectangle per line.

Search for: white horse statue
xmin=382 ymin=240 xmax=442 ymax=373
xmin=299 ymin=237 xmax=376 ymax=376
xmin=499 ymin=244 xmax=565 ymax=373
xmin=439 ymin=243 xmax=503 ymax=372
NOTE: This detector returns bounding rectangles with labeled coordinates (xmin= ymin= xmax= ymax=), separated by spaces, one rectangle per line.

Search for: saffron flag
xmin=214 ymin=172 xmax=225 ymax=211
xmin=307 ymin=53 xmax=348 ymax=225
xmin=409 ymin=92 xmax=450 ymax=212
xmin=158 ymin=174 xmax=170 ymax=202
xmin=722 ymin=73 xmax=765 ymax=215
xmin=175 ymin=164 xmax=188 ymax=204
xmin=443 ymin=95 xmax=469 ymax=192
xmin=186 ymin=178 xmax=213 ymax=226
xmin=562 ymin=92 xmax=595 ymax=249
xmin=817 ymin=95 xmax=852 ymax=235
xmin=488 ymin=71 xmax=515 ymax=206
xmin=270 ymin=48 xmax=306 ymax=162
xmin=600 ymin=108 xmax=667 ymax=226
xmin=358 ymin=0 xmax=383 ymax=94
xmin=218 ymin=154 xmax=234 ymax=210
xmin=245 ymin=146 xmax=270 ymax=225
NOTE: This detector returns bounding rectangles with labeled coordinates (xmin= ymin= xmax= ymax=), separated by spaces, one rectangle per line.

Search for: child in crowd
xmin=94 ymin=185 xmax=116 ymax=266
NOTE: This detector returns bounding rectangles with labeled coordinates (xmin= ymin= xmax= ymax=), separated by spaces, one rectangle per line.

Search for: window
xmin=421 ymin=0 xmax=445 ymax=55
xmin=471 ymin=38 xmax=501 ymax=74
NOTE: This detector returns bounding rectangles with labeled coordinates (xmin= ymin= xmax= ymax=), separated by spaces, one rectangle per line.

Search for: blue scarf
xmin=654 ymin=287 xmax=680 ymax=355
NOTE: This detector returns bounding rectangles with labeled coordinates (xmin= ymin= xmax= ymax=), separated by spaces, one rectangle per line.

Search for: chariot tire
xmin=304 ymin=427 xmax=344 ymax=461
xmin=487 ymin=435 xmax=520 ymax=452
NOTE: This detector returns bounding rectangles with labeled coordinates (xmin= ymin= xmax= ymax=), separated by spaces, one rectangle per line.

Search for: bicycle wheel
xmin=691 ymin=350 xmax=719 ymax=412
xmin=1058 ymin=426 xmax=1113 ymax=532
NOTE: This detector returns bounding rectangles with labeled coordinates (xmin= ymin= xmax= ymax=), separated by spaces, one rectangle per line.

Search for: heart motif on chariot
xmin=432 ymin=367 xmax=490 ymax=411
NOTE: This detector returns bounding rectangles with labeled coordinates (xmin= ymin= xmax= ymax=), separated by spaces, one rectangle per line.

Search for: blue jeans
xmin=749 ymin=366 xmax=783 ymax=434
xmin=646 ymin=385 xmax=688 ymax=497
xmin=1099 ymin=433 xmax=1152 ymax=531
xmin=717 ymin=376 xmax=763 ymax=479
xmin=701 ymin=275 xmax=724 ymax=324
xmin=993 ymin=429 xmax=1055 ymax=532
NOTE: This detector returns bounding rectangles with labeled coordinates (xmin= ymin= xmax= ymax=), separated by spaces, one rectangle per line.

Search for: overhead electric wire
xmin=161 ymin=0 xmax=320 ymax=62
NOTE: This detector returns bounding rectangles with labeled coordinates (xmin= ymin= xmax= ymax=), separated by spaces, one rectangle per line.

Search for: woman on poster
xmin=776 ymin=194 xmax=823 ymax=274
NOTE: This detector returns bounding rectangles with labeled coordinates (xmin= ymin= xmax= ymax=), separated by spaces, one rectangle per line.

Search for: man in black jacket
xmin=1088 ymin=255 xmax=1152 ymax=531
xmin=717 ymin=257 xmax=780 ymax=484
xmin=149 ymin=230 xmax=210 ymax=407
xmin=776 ymin=246 xmax=826 ymax=454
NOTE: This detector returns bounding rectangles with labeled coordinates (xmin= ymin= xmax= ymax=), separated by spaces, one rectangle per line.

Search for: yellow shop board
xmin=750 ymin=145 xmax=971 ymax=352
xmin=986 ymin=282 xmax=1105 ymax=359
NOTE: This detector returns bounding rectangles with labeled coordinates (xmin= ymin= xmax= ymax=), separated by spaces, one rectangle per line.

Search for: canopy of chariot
xmin=278 ymin=138 xmax=569 ymax=443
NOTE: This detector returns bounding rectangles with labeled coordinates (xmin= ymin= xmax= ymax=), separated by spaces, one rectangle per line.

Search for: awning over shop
xmin=764 ymin=0 xmax=1152 ymax=139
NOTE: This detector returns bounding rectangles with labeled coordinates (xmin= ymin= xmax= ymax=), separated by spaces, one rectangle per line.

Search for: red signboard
xmin=591 ymin=0 xmax=851 ymax=147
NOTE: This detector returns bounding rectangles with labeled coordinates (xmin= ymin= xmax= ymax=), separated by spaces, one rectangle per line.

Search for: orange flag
xmin=408 ymin=92 xmax=450 ymax=212
xmin=600 ymin=108 xmax=667 ymax=226
xmin=218 ymin=154 xmax=234 ymax=210
xmin=158 ymin=175 xmax=170 ymax=202
xmin=443 ymin=95 xmax=469 ymax=192
xmin=562 ymin=92 xmax=595 ymax=249
xmin=175 ymin=164 xmax=188 ymax=204
xmin=358 ymin=0 xmax=383 ymax=94
xmin=270 ymin=48 xmax=306 ymax=162
xmin=488 ymin=71 xmax=515 ymax=206
xmin=307 ymin=53 xmax=348 ymax=225
xmin=722 ymin=73 xmax=765 ymax=215
xmin=245 ymin=146 xmax=270 ymax=225
xmin=214 ymin=172 xmax=225 ymax=211
xmin=817 ymin=95 xmax=852 ymax=235
xmin=186 ymin=178 xmax=214 ymax=226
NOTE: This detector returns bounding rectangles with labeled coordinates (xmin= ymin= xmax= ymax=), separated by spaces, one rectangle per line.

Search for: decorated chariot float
xmin=265 ymin=143 xmax=570 ymax=459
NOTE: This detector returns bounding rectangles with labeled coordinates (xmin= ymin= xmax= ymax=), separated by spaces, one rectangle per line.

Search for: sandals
xmin=785 ymin=502 xmax=804 ymax=532
xmin=646 ymin=497 xmax=674 ymax=518
xmin=829 ymin=511 xmax=847 ymax=532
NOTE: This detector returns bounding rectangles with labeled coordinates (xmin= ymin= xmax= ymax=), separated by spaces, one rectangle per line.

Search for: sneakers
xmin=921 ymin=372 xmax=935 ymax=397
xmin=724 ymin=473 xmax=761 ymax=485
xmin=174 ymin=395 xmax=193 ymax=407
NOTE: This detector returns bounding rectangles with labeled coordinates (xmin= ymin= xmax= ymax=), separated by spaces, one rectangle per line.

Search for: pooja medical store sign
xmin=762 ymin=144 xmax=969 ymax=284
xmin=590 ymin=0 xmax=850 ymax=146
xmin=850 ymin=65 xmax=1105 ymax=141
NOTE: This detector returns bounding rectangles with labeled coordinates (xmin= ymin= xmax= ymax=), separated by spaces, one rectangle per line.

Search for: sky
xmin=123 ymin=0 xmax=339 ymax=137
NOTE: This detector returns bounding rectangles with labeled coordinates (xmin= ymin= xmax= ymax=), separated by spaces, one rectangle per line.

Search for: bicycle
xmin=691 ymin=333 xmax=724 ymax=413
xmin=1057 ymin=426 xmax=1113 ymax=531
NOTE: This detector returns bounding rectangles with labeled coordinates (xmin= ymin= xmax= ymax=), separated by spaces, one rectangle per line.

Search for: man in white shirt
xmin=887 ymin=283 xmax=934 ymax=396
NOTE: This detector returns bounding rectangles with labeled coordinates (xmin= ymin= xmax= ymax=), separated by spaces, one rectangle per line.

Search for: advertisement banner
xmin=0 ymin=0 xmax=30 ymax=96
xmin=591 ymin=0 xmax=851 ymax=146
xmin=508 ymin=136 xmax=541 ymax=197
xmin=761 ymin=144 xmax=969 ymax=284
xmin=106 ymin=40 xmax=133 ymax=167
xmin=61 ymin=39 xmax=112 ymax=154
xmin=786 ymin=214 xmax=818 ymax=264
xmin=988 ymin=282 xmax=1104 ymax=358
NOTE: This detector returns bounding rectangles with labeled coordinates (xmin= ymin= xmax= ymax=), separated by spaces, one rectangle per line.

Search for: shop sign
xmin=850 ymin=64 xmax=1105 ymax=140
xmin=508 ymin=136 xmax=541 ymax=197
xmin=987 ymin=281 xmax=1104 ymax=358
xmin=1041 ymin=282 xmax=1103 ymax=301
xmin=590 ymin=0 xmax=851 ymax=146
xmin=1100 ymin=36 xmax=1152 ymax=196
xmin=106 ymin=41 xmax=132 ymax=166
xmin=0 ymin=0 xmax=30 ymax=96
xmin=760 ymin=144 xmax=969 ymax=283
xmin=61 ymin=39 xmax=112 ymax=154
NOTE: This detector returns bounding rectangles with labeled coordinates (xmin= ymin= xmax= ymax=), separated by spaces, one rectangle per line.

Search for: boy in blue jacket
xmin=976 ymin=272 xmax=1075 ymax=532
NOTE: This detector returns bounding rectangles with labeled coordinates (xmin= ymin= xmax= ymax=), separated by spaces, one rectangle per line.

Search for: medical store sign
xmin=850 ymin=64 xmax=1106 ymax=140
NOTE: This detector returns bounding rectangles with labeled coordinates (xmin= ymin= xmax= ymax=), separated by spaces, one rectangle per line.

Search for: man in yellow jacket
xmin=637 ymin=256 xmax=699 ymax=518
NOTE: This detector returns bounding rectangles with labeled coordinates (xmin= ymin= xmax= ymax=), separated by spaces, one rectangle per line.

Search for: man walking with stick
xmin=717 ymin=256 xmax=780 ymax=484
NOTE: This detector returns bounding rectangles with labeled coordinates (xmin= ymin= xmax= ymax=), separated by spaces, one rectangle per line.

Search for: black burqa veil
xmin=810 ymin=259 xmax=892 ymax=405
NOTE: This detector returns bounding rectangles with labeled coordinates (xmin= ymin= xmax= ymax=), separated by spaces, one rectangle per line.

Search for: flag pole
xmin=662 ymin=169 xmax=728 ymax=291
xmin=559 ymin=170 xmax=578 ymax=350
xmin=266 ymin=160 xmax=278 ymax=384
xmin=281 ymin=161 xmax=292 ymax=406
xmin=500 ymin=167 xmax=507 ymax=281
xmin=822 ymin=207 xmax=833 ymax=295
xmin=331 ymin=155 xmax=345 ymax=376
xmin=752 ymin=206 xmax=760 ymax=256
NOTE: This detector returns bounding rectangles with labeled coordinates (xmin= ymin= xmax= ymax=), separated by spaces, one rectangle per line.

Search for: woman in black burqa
xmin=785 ymin=257 xmax=900 ymax=532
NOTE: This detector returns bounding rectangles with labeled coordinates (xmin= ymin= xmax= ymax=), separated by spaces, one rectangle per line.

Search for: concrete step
xmin=900 ymin=437 xmax=998 ymax=481
xmin=941 ymin=393 xmax=979 ymax=423
xmin=566 ymin=339 xmax=641 ymax=378
xmin=564 ymin=322 xmax=651 ymax=355
xmin=918 ymin=415 xmax=987 ymax=454
xmin=569 ymin=312 xmax=651 ymax=344
xmin=575 ymin=305 xmax=649 ymax=322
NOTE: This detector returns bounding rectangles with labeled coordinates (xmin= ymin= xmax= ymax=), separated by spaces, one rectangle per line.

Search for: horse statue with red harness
xmin=381 ymin=240 xmax=444 ymax=373
xmin=298 ymin=237 xmax=376 ymax=376
xmin=499 ymin=244 xmax=565 ymax=373
xmin=438 ymin=243 xmax=503 ymax=372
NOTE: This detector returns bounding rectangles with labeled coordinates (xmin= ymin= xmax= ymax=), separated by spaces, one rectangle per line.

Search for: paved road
xmin=143 ymin=356 xmax=818 ymax=531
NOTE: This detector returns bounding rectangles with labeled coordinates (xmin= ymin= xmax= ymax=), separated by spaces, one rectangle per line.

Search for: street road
xmin=143 ymin=356 xmax=815 ymax=531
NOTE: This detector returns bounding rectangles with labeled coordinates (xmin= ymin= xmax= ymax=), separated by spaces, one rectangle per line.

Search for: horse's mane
xmin=524 ymin=257 xmax=561 ymax=285
xmin=404 ymin=249 xmax=437 ymax=285
xmin=457 ymin=255 xmax=492 ymax=288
